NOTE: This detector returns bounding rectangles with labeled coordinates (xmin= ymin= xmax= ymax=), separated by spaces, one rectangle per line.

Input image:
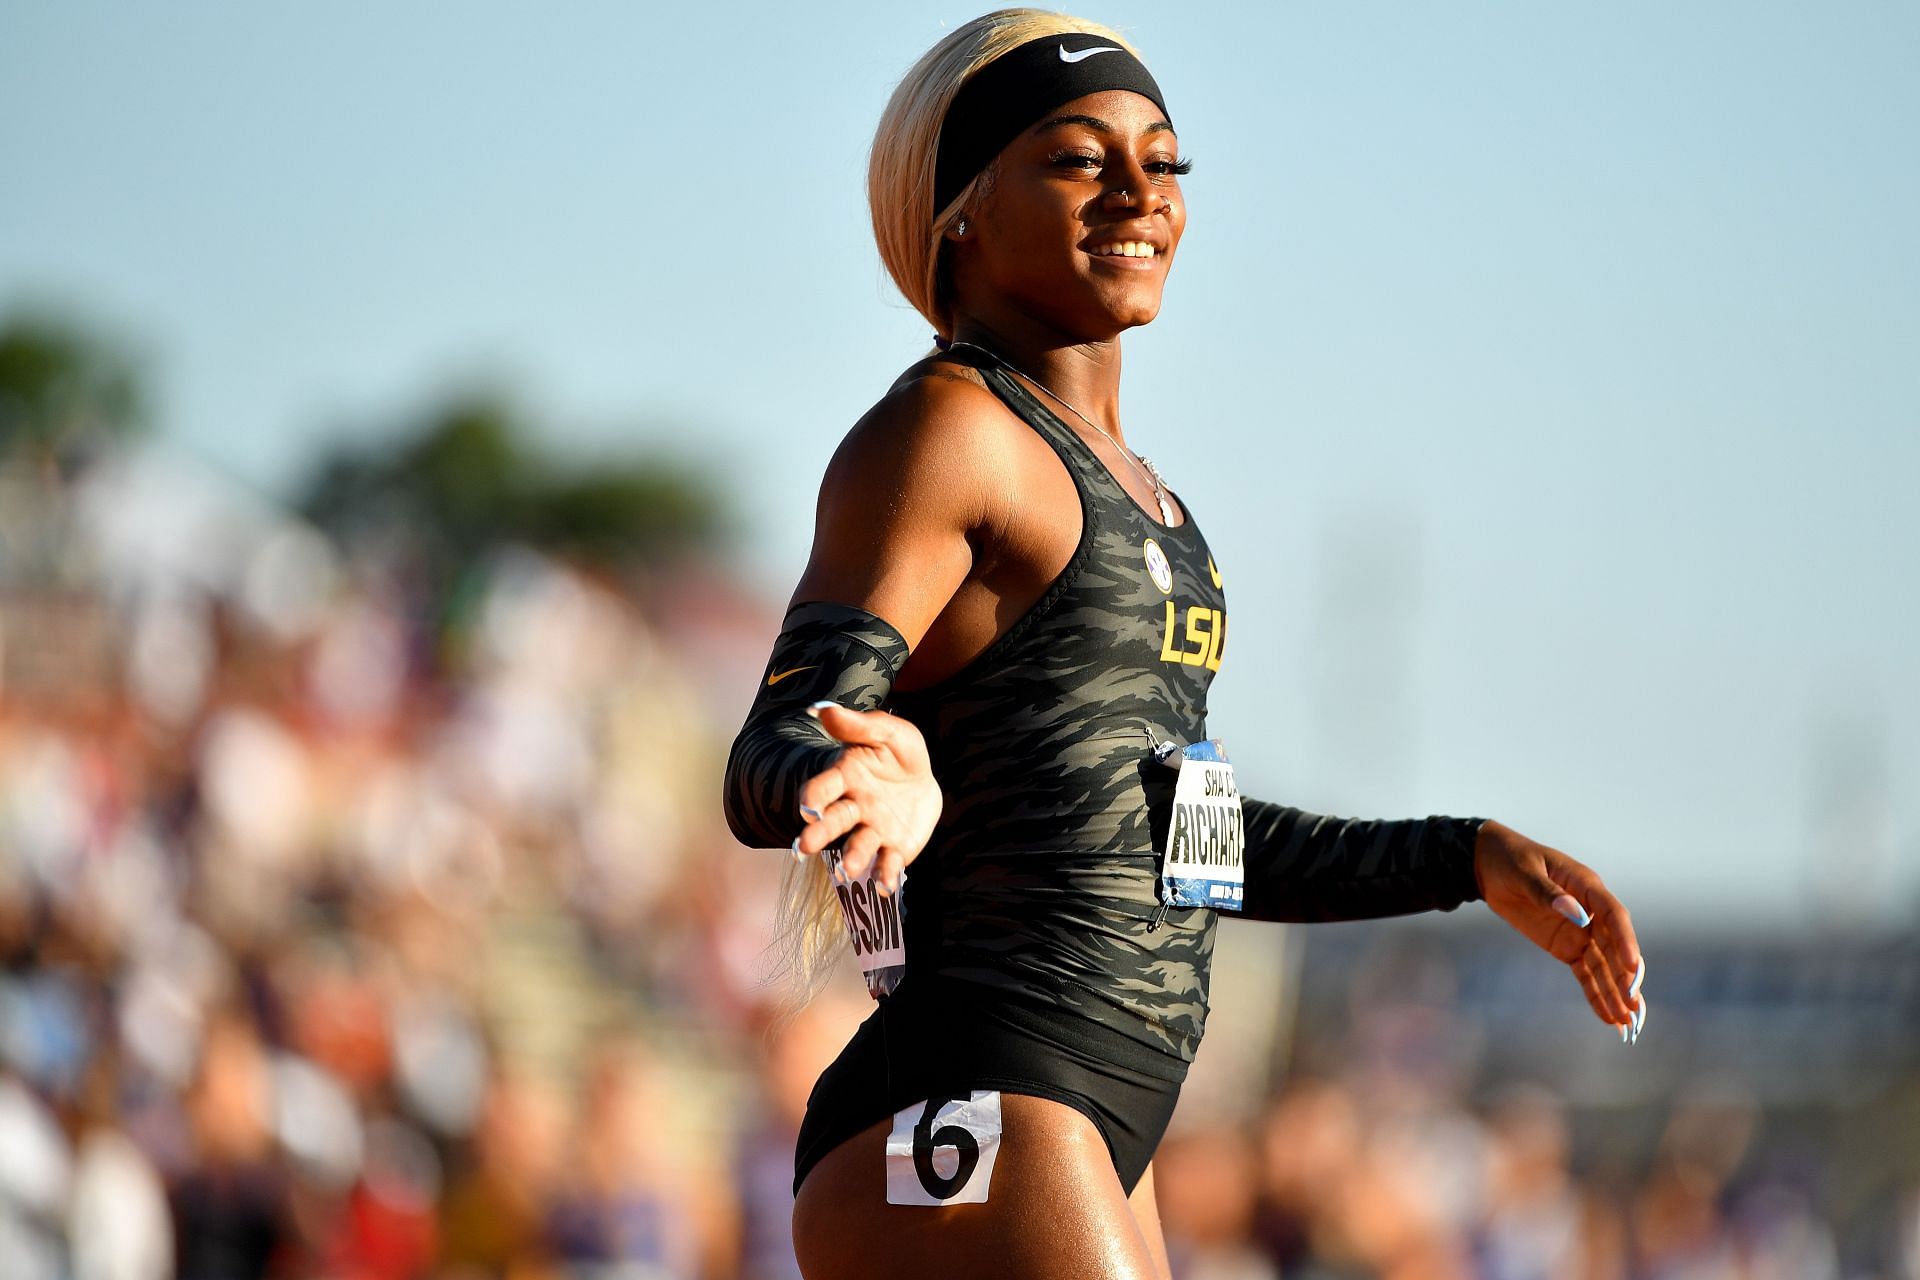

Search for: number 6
xmin=911 ymin=1095 xmax=981 ymax=1199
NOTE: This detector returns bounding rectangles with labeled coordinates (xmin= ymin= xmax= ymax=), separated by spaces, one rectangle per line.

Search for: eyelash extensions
xmin=1045 ymin=149 xmax=1196 ymax=176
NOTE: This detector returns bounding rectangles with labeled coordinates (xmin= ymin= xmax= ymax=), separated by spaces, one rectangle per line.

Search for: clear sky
xmin=4 ymin=2 xmax=1915 ymax=927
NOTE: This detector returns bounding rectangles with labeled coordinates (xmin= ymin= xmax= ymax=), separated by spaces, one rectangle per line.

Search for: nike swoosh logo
xmin=767 ymin=665 xmax=816 ymax=687
xmin=1059 ymin=43 xmax=1123 ymax=63
xmin=1208 ymin=555 xmax=1223 ymax=589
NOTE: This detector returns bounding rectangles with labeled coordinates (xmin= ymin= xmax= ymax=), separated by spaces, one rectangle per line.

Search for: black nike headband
xmin=932 ymin=32 xmax=1171 ymax=216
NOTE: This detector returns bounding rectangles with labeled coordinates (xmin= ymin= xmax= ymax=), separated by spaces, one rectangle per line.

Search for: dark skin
xmin=786 ymin=89 xmax=1646 ymax=1280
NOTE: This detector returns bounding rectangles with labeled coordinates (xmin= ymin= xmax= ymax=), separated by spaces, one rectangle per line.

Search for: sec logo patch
xmin=1143 ymin=538 xmax=1174 ymax=594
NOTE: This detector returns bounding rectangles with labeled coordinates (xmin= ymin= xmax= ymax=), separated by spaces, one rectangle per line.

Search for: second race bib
xmin=825 ymin=847 xmax=907 ymax=999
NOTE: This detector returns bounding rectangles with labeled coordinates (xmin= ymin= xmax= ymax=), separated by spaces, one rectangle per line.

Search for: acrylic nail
xmin=1619 ymin=1022 xmax=1629 ymax=1044
xmin=1632 ymin=996 xmax=1647 ymax=1037
xmin=1552 ymin=894 xmax=1592 ymax=928
xmin=804 ymin=699 xmax=837 ymax=720
xmin=1630 ymin=956 xmax=1646 ymax=999
xmin=799 ymin=803 xmax=822 ymax=821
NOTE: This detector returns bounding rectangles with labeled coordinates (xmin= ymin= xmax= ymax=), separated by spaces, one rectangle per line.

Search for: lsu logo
xmin=1158 ymin=550 xmax=1225 ymax=671
xmin=1143 ymin=538 xmax=1174 ymax=594
xmin=1161 ymin=600 xmax=1225 ymax=671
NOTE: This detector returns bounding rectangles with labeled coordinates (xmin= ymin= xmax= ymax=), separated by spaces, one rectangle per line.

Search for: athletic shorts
xmin=793 ymin=974 xmax=1187 ymax=1197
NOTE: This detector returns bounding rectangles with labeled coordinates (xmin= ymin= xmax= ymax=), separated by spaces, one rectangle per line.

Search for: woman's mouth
xmin=1085 ymin=239 xmax=1162 ymax=270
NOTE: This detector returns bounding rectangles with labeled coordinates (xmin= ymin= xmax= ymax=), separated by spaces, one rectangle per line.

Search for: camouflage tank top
xmin=886 ymin=349 xmax=1229 ymax=1064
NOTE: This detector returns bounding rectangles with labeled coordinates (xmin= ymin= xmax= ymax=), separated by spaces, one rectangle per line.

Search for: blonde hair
xmin=868 ymin=8 xmax=1143 ymax=339
xmin=770 ymin=850 xmax=845 ymax=1008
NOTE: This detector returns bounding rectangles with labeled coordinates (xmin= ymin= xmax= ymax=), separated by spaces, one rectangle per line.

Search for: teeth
xmin=1096 ymin=241 xmax=1155 ymax=258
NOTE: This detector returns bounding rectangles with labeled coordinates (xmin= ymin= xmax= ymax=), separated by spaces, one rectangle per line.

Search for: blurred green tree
xmin=0 ymin=310 xmax=146 ymax=469
xmin=300 ymin=392 xmax=728 ymax=575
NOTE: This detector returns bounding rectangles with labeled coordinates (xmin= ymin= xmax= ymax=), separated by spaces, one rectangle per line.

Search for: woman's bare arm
xmin=724 ymin=371 xmax=1026 ymax=891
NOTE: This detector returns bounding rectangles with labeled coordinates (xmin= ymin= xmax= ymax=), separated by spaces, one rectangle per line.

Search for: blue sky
xmin=4 ymin=2 xmax=1915 ymax=926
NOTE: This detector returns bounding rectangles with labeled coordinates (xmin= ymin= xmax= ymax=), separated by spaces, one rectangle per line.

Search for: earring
xmin=955 ymin=216 xmax=970 ymax=236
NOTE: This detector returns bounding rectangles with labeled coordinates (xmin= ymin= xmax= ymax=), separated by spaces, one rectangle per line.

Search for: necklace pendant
xmin=1156 ymin=492 xmax=1176 ymax=525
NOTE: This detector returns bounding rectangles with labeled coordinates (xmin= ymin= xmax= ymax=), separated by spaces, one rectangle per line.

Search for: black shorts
xmin=793 ymin=974 xmax=1187 ymax=1197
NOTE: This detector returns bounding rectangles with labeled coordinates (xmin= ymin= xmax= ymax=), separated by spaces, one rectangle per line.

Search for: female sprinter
xmin=722 ymin=10 xmax=1647 ymax=1278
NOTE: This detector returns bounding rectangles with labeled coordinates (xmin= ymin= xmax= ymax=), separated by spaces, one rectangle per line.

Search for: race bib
xmin=1157 ymin=739 xmax=1245 ymax=910
xmin=885 ymin=1091 xmax=1002 ymax=1205
xmin=825 ymin=848 xmax=907 ymax=999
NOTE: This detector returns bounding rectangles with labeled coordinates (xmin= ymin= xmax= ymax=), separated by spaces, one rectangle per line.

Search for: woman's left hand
xmin=1472 ymin=819 xmax=1647 ymax=1043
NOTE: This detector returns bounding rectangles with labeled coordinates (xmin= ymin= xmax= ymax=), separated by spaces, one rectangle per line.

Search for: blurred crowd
xmin=1153 ymin=998 xmax=1920 ymax=1280
xmin=2 ymin=446 xmax=1917 ymax=1279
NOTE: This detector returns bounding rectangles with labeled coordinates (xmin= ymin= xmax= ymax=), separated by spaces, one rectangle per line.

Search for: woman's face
xmin=950 ymin=89 xmax=1188 ymax=342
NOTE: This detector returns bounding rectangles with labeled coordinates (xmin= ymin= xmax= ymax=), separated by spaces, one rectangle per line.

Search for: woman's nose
xmin=1103 ymin=182 xmax=1167 ymax=218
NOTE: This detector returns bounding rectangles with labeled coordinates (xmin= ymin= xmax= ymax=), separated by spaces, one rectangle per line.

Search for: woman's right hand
xmin=793 ymin=703 xmax=943 ymax=896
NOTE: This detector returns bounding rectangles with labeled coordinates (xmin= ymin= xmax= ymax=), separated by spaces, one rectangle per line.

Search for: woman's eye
xmin=1050 ymin=152 xmax=1101 ymax=170
xmin=1146 ymin=158 xmax=1195 ymax=177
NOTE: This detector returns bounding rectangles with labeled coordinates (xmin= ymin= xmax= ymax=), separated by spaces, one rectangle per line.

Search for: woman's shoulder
xmin=871 ymin=352 xmax=1016 ymax=430
xmin=808 ymin=354 xmax=1052 ymax=543
xmin=830 ymin=354 xmax=1031 ymax=479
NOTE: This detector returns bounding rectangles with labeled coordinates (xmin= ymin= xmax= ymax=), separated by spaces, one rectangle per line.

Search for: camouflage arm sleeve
xmin=1237 ymin=799 xmax=1487 ymax=923
xmin=721 ymin=601 xmax=912 ymax=849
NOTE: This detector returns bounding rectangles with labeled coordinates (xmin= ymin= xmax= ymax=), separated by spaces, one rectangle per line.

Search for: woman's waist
xmin=921 ymin=843 xmax=1165 ymax=913
xmin=900 ymin=868 xmax=1215 ymax=1054
xmin=884 ymin=968 xmax=1200 ymax=1081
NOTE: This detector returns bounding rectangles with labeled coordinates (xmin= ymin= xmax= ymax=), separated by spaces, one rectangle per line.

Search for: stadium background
xmin=2 ymin=4 xmax=1915 ymax=1278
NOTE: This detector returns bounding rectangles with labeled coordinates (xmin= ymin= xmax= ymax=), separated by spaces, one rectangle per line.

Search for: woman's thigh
xmin=792 ymin=1093 xmax=1161 ymax=1280
xmin=1128 ymin=1163 xmax=1171 ymax=1280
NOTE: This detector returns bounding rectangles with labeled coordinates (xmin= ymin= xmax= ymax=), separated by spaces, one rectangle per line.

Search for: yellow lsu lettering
xmin=1159 ymin=601 xmax=1226 ymax=671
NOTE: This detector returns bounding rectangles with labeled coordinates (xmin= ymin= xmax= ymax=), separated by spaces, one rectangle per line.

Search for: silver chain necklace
xmin=946 ymin=339 xmax=1176 ymax=525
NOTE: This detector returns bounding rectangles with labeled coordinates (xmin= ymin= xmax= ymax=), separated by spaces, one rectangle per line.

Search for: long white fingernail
xmin=1630 ymin=956 xmax=1646 ymax=999
xmin=1552 ymin=895 xmax=1592 ymax=928
xmin=1619 ymin=1023 xmax=1629 ymax=1044
xmin=790 ymin=837 xmax=808 ymax=863
xmin=799 ymin=803 xmax=822 ymax=821
xmin=805 ymin=700 xmax=837 ymax=720
xmin=1632 ymin=996 xmax=1647 ymax=1037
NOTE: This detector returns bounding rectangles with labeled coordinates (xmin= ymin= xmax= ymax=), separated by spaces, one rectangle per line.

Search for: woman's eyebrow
xmin=1029 ymin=114 xmax=1177 ymax=139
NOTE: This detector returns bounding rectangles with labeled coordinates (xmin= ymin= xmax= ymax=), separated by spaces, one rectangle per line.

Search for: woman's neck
xmin=947 ymin=315 xmax=1126 ymax=438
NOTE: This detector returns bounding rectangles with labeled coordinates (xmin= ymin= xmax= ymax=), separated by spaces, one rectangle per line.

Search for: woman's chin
xmin=1052 ymin=283 xmax=1168 ymax=340
xmin=1099 ymin=276 xmax=1170 ymax=326
xmin=1092 ymin=296 xmax=1166 ymax=337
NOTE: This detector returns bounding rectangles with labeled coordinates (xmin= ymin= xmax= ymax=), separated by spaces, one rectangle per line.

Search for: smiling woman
xmin=721 ymin=9 xmax=1648 ymax=1279
xmin=868 ymin=14 xmax=1175 ymax=341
